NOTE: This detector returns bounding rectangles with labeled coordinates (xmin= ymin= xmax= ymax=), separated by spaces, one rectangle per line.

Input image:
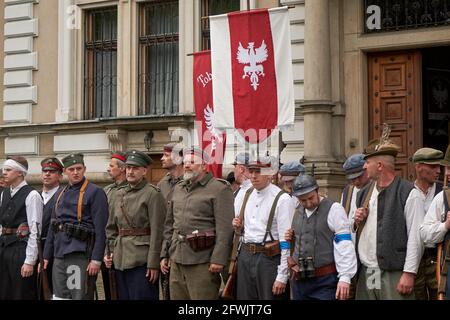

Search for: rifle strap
xmin=262 ymin=190 xmax=286 ymax=244
xmin=356 ymin=181 xmax=376 ymax=241
xmin=344 ymin=185 xmax=354 ymax=217
xmin=228 ymin=187 xmax=254 ymax=275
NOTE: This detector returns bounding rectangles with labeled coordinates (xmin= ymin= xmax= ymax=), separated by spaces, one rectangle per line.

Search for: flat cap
xmin=292 ymin=175 xmax=319 ymax=197
xmin=232 ymin=152 xmax=250 ymax=166
xmin=62 ymin=153 xmax=85 ymax=168
xmin=343 ymin=154 xmax=366 ymax=180
xmin=279 ymin=161 xmax=306 ymax=182
xmin=163 ymin=142 xmax=184 ymax=157
xmin=183 ymin=147 xmax=211 ymax=163
xmin=126 ymin=150 xmax=152 ymax=167
xmin=41 ymin=157 xmax=64 ymax=172
xmin=363 ymin=138 xmax=400 ymax=160
xmin=441 ymin=145 xmax=450 ymax=167
xmin=111 ymin=151 xmax=127 ymax=162
xmin=412 ymin=148 xmax=443 ymax=165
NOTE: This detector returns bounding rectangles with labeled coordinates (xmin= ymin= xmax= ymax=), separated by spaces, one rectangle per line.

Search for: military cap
xmin=126 ymin=150 xmax=152 ymax=167
xmin=363 ymin=138 xmax=400 ymax=160
xmin=343 ymin=154 xmax=366 ymax=180
xmin=441 ymin=145 xmax=450 ymax=167
xmin=62 ymin=153 xmax=85 ymax=168
xmin=183 ymin=146 xmax=211 ymax=163
xmin=412 ymin=148 xmax=443 ymax=165
xmin=279 ymin=161 xmax=306 ymax=182
xmin=163 ymin=142 xmax=184 ymax=157
xmin=292 ymin=174 xmax=319 ymax=197
xmin=232 ymin=152 xmax=250 ymax=166
xmin=41 ymin=157 xmax=64 ymax=172
xmin=111 ymin=151 xmax=127 ymax=163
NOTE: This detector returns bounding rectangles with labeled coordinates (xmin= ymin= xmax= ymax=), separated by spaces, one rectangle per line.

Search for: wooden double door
xmin=368 ymin=51 xmax=422 ymax=181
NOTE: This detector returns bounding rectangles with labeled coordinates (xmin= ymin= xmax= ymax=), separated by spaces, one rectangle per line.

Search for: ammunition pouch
xmin=52 ymin=221 xmax=93 ymax=242
xmin=263 ymin=240 xmax=281 ymax=257
xmin=186 ymin=230 xmax=216 ymax=252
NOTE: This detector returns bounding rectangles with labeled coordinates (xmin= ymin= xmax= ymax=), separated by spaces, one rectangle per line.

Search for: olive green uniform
xmin=162 ymin=172 xmax=234 ymax=300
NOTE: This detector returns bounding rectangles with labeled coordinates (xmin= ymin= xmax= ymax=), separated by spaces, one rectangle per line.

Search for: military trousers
xmin=0 ymin=238 xmax=37 ymax=300
xmin=414 ymin=247 xmax=438 ymax=300
xmin=170 ymin=261 xmax=221 ymax=300
xmin=52 ymin=252 xmax=96 ymax=300
xmin=115 ymin=265 xmax=158 ymax=300
xmin=355 ymin=265 xmax=415 ymax=300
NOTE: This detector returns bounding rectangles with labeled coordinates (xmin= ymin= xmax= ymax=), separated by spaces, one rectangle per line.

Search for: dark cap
xmin=343 ymin=154 xmax=365 ymax=180
xmin=41 ymin=157 xmax=64 ymax=172
xmin=126 ymin=150 xmax=152 ymax=167
xmin=183 ymin=147 xmax=211 ymax=163
xmin=292 ymin=175 xmax=319 ymax=197
xmin=111 ymin=151 xmax=127 ymax=163
xmin=232 ymin=152 xmax=250 ymax=166
xmin=279 ymin=161 xmax=306 ymax=182
xmin=363 ymin=138 xmax=400 ymax=160
xmin=441 ymin=145 xmax=450 ymax=167
xmin=62 ymin=153 xmax=85 ymax=168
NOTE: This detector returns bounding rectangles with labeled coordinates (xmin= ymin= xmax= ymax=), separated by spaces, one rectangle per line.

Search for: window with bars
xmin=138 ymin=0 xmax=179 ymax=116
xmin=201 ymin=0 xmax=240 ymax=50
xmin=84 ymin=7 xmax=117 ymax=120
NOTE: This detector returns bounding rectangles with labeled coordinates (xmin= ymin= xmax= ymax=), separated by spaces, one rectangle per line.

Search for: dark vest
xmin=0 ymin=185 xmax=33 ymax=228
xmin=356 ymin=176 xmax=414 ymax=271
xmin=41 ymin=187 xmax=61 ymax=240
xmin=293 ymin=197 xmax=335 ymax=268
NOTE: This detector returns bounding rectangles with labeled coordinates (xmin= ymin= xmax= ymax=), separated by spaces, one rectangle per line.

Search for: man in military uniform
xmin=353 ymin=135 xmax=424 ymax=299
xmin=420 ymin=144 xmax=450 ymax=299
xmin=278 ymin=161 xmax=306 ymax=209
xmin=43 ymin=153 xmax=109 ymax=300
xmin=232 ymin=157 xmax=294 ymax=300
xmin=340 ymin=154 xmax=371 ymax=242
xmin=0 ymin=156 xmax=43 ymax=300
xmin=411 ymin=148 xmax=443 ymax=300
xmin=160 ymin=147 xmax=234 ymax=300
xmin=104 ymin=150 xmax=166 ymax=300
xmin=102 ymin=151 xmax=128 ymax=299
xmin=158 ymin=142 xmax=184 ymax=202
xmin=39 ymin=157 xmax=64 ymax=296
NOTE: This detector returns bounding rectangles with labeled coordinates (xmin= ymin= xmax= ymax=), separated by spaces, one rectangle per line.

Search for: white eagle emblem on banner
xmin=204 ymin=104 xmax=223 ymax=150
xmin=237 ymin=41 xmax=268 ymax=91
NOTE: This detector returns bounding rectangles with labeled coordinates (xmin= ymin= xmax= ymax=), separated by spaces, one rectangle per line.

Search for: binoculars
xmin=297 ymin=257 xmax=315 ymax=279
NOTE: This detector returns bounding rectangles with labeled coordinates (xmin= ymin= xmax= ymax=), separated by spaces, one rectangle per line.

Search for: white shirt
xmin=290 ymin=195 xmax=300 ymax=209
xmin=414 ymin=182 xmax=436 ymax=214
xmin=42 ymin=185 xmax=60 ymax=205
xmin=235 ymin=183 xmax=295 ymax=284
xmin=304 ymin=199 xmax=357 ymax=284
xmin=234 ymin=179 xmax=253 ymax=215
xmin=420 ymin=190 xmax=449 ymax=245
xmin=5 ymin=181 xmax=44 ymax=266
xmin=358 ymin=186 xmax=424 ymax=274
xmin=340 ymin=186 xmax=361 ymax=243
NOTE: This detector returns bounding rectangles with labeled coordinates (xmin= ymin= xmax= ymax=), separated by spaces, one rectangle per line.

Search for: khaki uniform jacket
xmin=162 ymin=172 xmax=234 ymax=266
xmin=106 ymin=178 xmax=166 ymax=271
xmin=104 ymin=180 xmax=128 ymax=213
xmin=157 ymin=172 xmax=182 ymax=204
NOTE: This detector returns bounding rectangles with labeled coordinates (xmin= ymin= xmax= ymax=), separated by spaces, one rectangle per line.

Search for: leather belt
xmin=314 ymin=263 xmax=337 ymax=278
xmin=0 ymin=227 xmax=17 ymax=236
xmin=241 ymin=243 xmax=266 ymax=254
xmin=119 ymin=227 xmax=151 ymax=237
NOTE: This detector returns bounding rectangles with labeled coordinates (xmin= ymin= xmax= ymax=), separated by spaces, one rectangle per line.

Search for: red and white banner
xmin=193 ymin=50 xmax=226 ymax=178
xmin=210 ymin=7 xmax=294 ymax=144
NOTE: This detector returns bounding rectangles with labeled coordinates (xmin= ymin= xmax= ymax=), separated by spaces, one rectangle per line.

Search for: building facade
xmin=0 ymin=0 xmax=306 ymax=188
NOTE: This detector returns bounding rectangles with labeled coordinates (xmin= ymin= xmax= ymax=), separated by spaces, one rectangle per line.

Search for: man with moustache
xmin=105 ymin=150 xmax=166 ymax=300
xmin=102 ymin=151 xmax=128 ymax=299
xmin=161 ymin=147 xmax=234 ymax=300
xmin=411 ymin=148 xmax=443 ymax=300
xmin=38 ymin=157 xmax=64 ymax=296
xmin=232 ymin=156 xmax=295 ymax=300
xmin=43 ymin=153 xmax=109 ymax=300
xmin=0 ymin=156 xmax=43 ymax=300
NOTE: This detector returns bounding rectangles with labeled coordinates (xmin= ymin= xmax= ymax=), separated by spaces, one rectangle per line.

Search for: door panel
xmin=368 ymin=51 xmax=422 ymax=181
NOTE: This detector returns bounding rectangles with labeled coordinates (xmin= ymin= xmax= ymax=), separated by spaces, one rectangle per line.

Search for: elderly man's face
xmin=183 ymin=154 xmax=205 ymax=182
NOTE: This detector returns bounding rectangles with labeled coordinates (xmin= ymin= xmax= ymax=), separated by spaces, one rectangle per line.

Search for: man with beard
xmin=0 ymin=156 xmax=43 ymax=299
xmin=161 ymin=147 xmax=234 ymax=299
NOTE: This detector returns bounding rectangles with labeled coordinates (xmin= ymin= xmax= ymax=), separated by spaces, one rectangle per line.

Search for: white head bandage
xmin=3 ymin=159 xmax=28 ymax=176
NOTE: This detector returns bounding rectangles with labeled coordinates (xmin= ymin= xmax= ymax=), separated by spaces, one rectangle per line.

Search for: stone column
xmin=301 ymin=0 xmax=343 ymax=200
